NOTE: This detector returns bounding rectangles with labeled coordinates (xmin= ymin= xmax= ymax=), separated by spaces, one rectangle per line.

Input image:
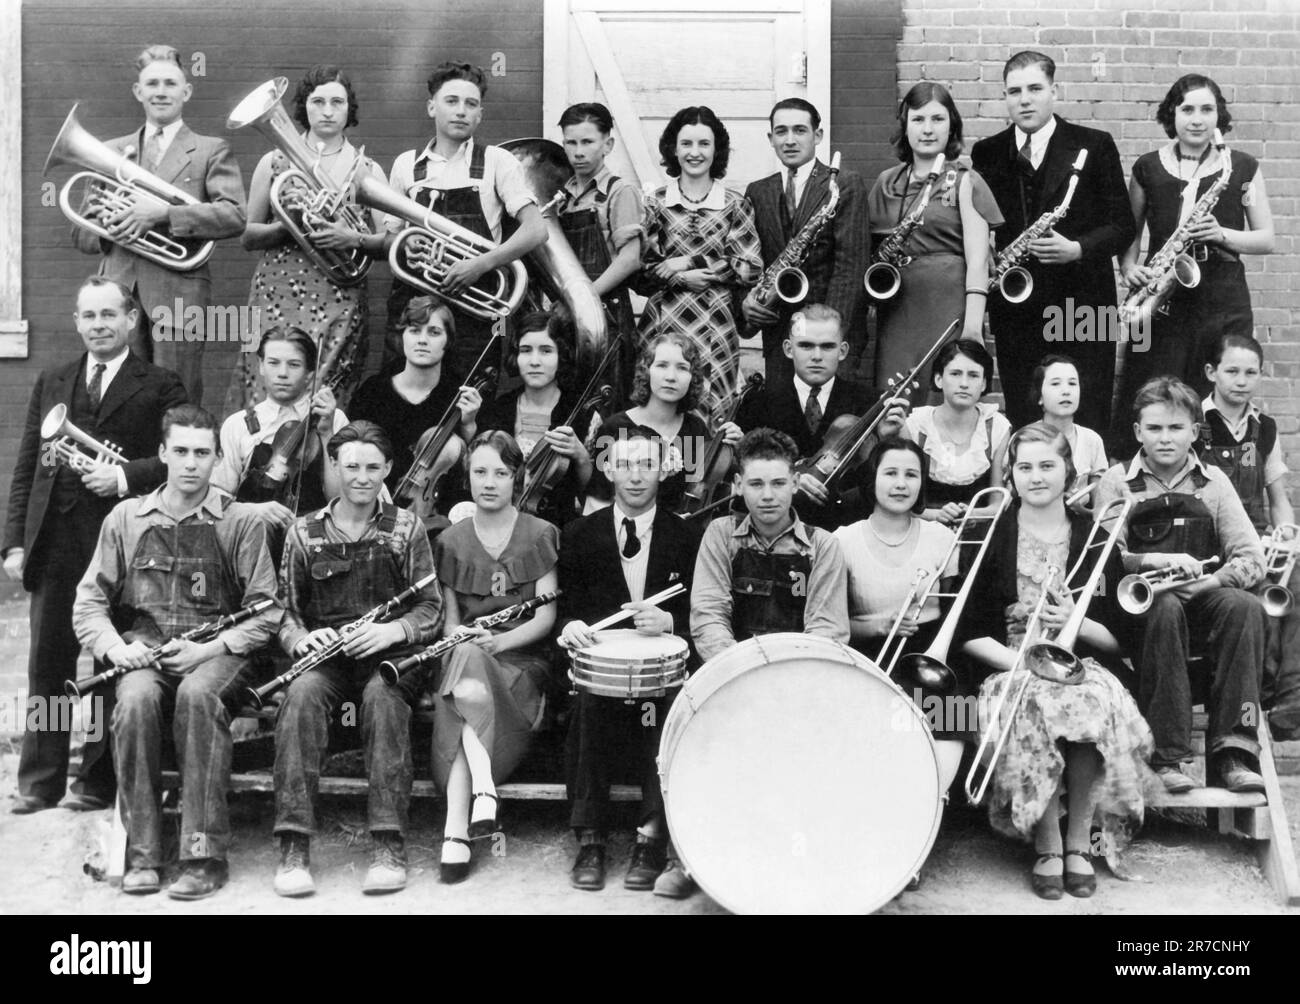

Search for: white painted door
xmin=543 ymin=0 xmax=832 ymax=195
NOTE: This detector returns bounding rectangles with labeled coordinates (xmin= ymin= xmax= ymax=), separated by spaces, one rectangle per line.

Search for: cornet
xmin=45 ymin=104 xmax=215 ymax=271
xmin=1116 ymin=556 xmax=1220 ymax=616
xmin=1260 ymin=524 xmax=1299 ymax=617
xmin=40 ymin=404 xmax=127 ymax=473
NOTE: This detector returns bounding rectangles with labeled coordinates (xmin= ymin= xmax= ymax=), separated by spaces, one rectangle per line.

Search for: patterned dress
xmin=224 ymin=141 xmax=385 ymax=415
xmin=977 ymin=525 xmax=1156 ymax=865
xmin=638 ymin=180 xmax=762 ymax=428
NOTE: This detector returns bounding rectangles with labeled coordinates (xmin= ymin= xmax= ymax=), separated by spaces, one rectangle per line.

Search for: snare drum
xmin=658 ymin=633 xmax=942 ymax=914
xmin=568 ymin=629 xmax=689 ymax=700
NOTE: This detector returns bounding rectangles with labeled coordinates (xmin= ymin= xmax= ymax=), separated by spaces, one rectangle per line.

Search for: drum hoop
xmin=571 ymin=652 xmax=689 ymax=672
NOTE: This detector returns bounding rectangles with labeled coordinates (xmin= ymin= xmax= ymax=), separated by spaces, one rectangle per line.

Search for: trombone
xmin=1260 ymin=524 xmax=1300 ymax=617
xmin=965 ymin=496 xmax=1133 ymax=805
xmin=1116 ymin=556 xmax=1220 ymax=616
xmin=40 ymin=403 xmax=127 ymax=473
xmin=875 ymin=486 xmax=1012 ymax=696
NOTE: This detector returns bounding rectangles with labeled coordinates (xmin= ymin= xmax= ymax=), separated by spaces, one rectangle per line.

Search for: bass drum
xmin=658 ymin=633 xmax=942 ymax=914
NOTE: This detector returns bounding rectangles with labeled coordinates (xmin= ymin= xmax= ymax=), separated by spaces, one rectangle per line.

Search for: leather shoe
xmin=1156 ymin=766 xmax=1198 ymax=794
xmin=1214 ymin=752 xmax=1265 ymax=793
xmin=10 ymin=794 xmax=56 ymax=815
xmin=274 ymin=834 xmax=314 ymax=898
xmin=168 ymin=859 xmax=229 ymax=900
xmin=570 ymin=842 xmax=606 ymax=891
xmin=468 ymin=792 xmax=500 ymax=840
xmin=1064 ymin=851 xmax=1096 ymax=898
xmin=440 ymin=836 xmax=471 ymax=884
xmin=1031 ymin=853 xmax=1063 ymax=900
xmin=624 ymin=836 xmax=666 ymax=891
xmin=363 ymin=833 xmax=407 ymax=894
xmin=61 ymin=793 xmax=110 ymax=812
xmin=122 ymin=867 xmax=161 ymax=895
xmin=652 ymin=856 xmax=696 ymax=899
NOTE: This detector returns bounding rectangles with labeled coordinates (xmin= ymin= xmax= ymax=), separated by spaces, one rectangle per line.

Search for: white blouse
xmin=905 ymin=403 xmax=1011 ymax=487
xmin=835 ymin=518 xmax=959 ymax=636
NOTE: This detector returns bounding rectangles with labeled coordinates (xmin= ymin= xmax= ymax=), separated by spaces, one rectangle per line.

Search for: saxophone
xmin=989 ymin=148 xmax=1089 ymax=303
xmin=1120 ymin=129 xmax=1232 ymax=327
xmin=751 ymin=152 xmax=842 ymax=308
xmin=864 ymin=153 xmax=945 ymax=300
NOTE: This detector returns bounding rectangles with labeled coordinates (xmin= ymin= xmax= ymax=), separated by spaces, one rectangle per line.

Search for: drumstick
xmin=589 ymin=583 xmax=687 ymax=631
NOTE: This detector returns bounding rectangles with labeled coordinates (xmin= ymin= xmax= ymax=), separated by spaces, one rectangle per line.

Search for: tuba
xmin=356 ymin=176 xmax=528 ymax=322
xmin=45 ymin=104 xmax=215 ymax=271
xmin=227 ymin=77 xmax=373 ymax=286
xmin=41 ymin=403 xmax=128 ymax=473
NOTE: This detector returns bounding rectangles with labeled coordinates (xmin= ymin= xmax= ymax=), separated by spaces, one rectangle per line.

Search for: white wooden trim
xmin=0 ymin=0 xmax=24 ymax=345
xmin=572 ymin=0 xmax=801 ymax=11
xmin=805 ymin=0 xmax=832 ymax=162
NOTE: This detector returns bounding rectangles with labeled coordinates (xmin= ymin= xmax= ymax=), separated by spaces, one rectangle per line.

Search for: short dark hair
xmin=1004 ymin=421 xmax=1076 ymax=498
xmin=505 ymin=310 xmax=574 ymax=389
xmin=861 ymin=436 xmax=928 ymax=515
xmin=932 ymin=338 xmax=994 ymax=397
xmin=398 ymin=296 xmax=456 ymax=343
xmin=292 ymin=64 xmax=360 ymax=131
xmin=161 ymin=404 xmax=220 ymax=454
xmin=76 ymin=275 xmax=137 ymax=314
xmin=328 ymin=420 xmax=393 ymax=462
xmin=769 ymin=98 xmax=821 ymax=131
xmin=465 ymin=429 xmax=524 ymax=479
xmin=1156 ymin=74 xmax=1232 ymax=139
xmin=1206 ymin=332 xmax=1263 ymax=369
xmin=427 ymin=61 xmax=487 ymax=99
xmin=1132 ymin=376 xmax=1203 ymax=425
xmin=735 ymin=427 xmax=799 ymax=474
xmin=1029 ymin=353 xmax=1081 ymax=413
xmin=559 ymin=102 xmax=614 ymax=134
xmin=658 ymin=106 xmax=731 ymax=179
xmin=630 ymin=331 xmax=704 ymax=413
xmin=1003 ymin=50 xmax=1056 ymax=83
xmin=256 ymin=325 xmax=317 ymax=371
xmin=891 ymin=81 xmax=964 ymax=163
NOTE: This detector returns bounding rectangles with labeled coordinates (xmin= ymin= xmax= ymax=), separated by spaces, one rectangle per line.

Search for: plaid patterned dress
xmin=639 ymin=181 xmax=762 ymax=428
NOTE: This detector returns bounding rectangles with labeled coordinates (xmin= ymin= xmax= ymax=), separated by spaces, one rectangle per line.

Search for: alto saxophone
xmin=751 ymin=152 xmax=842 ymax=309
xmin=864 ymin=153 xmax=946 ymax=301
xmin=1120 ymin=129 xmax=1233 ymax=327
xmin=988 ymin=149 xmax=1088 ymax=303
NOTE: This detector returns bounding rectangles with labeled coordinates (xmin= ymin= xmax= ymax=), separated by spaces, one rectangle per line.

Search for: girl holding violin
xmin=957 ymin=423 xmax=1153 ymax=900
xmin=584 ymin=331 xmax=741 ymax=514
xmin=475 ymin=310 xmax=595 ymax=526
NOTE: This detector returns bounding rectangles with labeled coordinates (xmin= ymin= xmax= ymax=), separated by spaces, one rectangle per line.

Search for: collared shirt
xmin=385 ymin=137 xmax=535 ymax=241
xmin=562 ymin=163 xmax=645 ymax=257
xmin=613 ymin=502 xmax=655 ymax=603
xmin=1095 ymin=451 xmax=1265 ymax=589
xmin=690 ymin=508 xmax=849 ymax=662
xmin=793 ymin=374 xmax=835 ymax=418
xmin=785 ymin=158 xmax=817 ymax=212
xmin=86 ymin=347 xmax=130 ymax=397
xmin=212 ymin=395 xmax=350 ymax=496
xmin=1201 ymin=395 xmax=1288 ymax=487
xmin=1015 ymin=114 xmax=1057 ymax=170
xmin=72 ymin=485 xmax=281 ymax=660
xmin=661 ymin=178 xmax=727 ymax=213
xmin=278 ymin=498 xmax=442 ymax=655
xmin=139 ymin=118 xmax=184 ymax=164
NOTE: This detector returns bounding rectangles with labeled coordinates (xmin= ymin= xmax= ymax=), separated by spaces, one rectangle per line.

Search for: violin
xmin=515 ymin=334 xmax=624 ymax=516
xmin=393 ymin=334 xmax=502 ymax=525
xmin=677 ymin=371 xmax=764 ymax=516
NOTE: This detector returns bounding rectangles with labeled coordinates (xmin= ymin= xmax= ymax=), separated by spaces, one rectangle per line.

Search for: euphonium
xmin=226 ymin=77 xmax=373 ymax=286
xmin=1260 ymin=524 xmax=1300 ymax=617
xmin=752 ymin=152 xmax=842 ymax=309
xmin=988 ymin=149 xmax=1088 ymax=303
xmin=40 ymin=403 xmax=127 ymax=473
xmin=1116 ymin=556 xmax=1220 ymax=616
xmin=864 ymin=153 xmax=945 ymax=301
xmin=45 ymin=104 xmax=215 ymax=271
xmin=355 ymin=176 xmax=529 ymax=322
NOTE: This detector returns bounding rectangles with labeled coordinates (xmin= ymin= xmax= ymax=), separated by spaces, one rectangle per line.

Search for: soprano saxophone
xmin=988 ymin=149 xmax=1089 ymax=303
xmin=864 ymin=153 xmax=945 ymax=301
xmin=751 ymin=152 xmax=842 ymax=309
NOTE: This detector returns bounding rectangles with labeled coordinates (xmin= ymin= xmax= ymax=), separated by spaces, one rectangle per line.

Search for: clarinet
xmin=65 ymin=599 xmax=277 ymax=699
xmin=246 ymin=571 xmax=439 ymax=708
xmin=378 ymin=590 xmax=561 ymax=686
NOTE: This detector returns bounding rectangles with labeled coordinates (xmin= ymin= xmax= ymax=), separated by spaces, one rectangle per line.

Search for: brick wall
xmin=896 ymin=0 xmax=1300 ymax=506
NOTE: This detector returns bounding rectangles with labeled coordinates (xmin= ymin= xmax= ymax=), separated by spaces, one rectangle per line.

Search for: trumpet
xmin=875 ymin=487 xmax=1013 ymax=696
xmin=356 ymin=176 xmax=528 ymax=322
xmin=1261 ymin=524 xmax=1300 ymax=617
xmin=45 ymin=104 xmax=215 ymax=271
xmin=40 ymin=404 xmax=127 ymax=473
xmin=227 ymin=77 xmax=373 ymax=286
xmin=65 ymin=599 xmax=276 ymax=699
xmin=1116 ymin=556 xmax=1220 ymax=615
xmin=864 ymin=154 xmax=945 ymax=301
xmin=965 ymin=497 xmax=1134 ymax=804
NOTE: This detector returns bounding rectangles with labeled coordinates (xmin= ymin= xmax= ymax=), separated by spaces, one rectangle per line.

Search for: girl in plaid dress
xmin=639 ymin=107 xmax=762 ymax=429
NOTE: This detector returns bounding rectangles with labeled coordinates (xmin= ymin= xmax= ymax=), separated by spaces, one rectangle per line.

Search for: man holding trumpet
xmin=3 ymin=276 xmax=187 ymax=815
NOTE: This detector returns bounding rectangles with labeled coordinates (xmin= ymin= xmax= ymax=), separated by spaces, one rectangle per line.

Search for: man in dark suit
xmin=558 ymin=427 xmax=698 ymax=895
xmin=971 ymin=50 xmax=1135 ymax=434
xmin=71 ymin=44 xmax=246 ymax=405
xmin=742 ymin=99 xmax=869 ymax=382
xmin=3 ymin=276 xmax=187 ymax=813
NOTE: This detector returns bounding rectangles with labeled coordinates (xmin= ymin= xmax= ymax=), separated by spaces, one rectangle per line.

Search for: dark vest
xmin=1198 ymin=410 xmax=1274 ymax=533
xmin=300 ymin=504 xmax=406 ymax=631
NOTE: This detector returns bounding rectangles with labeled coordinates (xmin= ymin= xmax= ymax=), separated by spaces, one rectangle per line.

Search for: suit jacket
xmin=744 ymin=159 xmax=869 ymax=348
xmin=3 ymin=352 xmax=188 ymax=589
xmin=971 ymin=115 xmax=1134 ymax=312
xmin=735 ymin=375 xmax=877 ymax=459
xmin=558 ymin=505 xmax=699 ymax=651
xmin=71 ymin=123 xmax=246 ymax=320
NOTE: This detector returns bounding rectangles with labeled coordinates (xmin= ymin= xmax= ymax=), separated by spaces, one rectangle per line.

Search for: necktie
xmin=784 ymin=167 xmax=798 ymax=222
xmin=622 ymin=517 xmax=641 ymax=559
xmin=1017 ymin=133 xmax=1035 ymax=174
xmin=88 ymin=363 xmax=106 ymax=411
xmin=144 ymin=127 xmax=164 ymax=171
xmin=805 ymin=383 xmax=822 ymax=433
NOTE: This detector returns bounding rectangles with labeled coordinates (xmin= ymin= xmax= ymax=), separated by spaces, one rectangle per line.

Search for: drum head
xmin=583 ymin=629 xmax=687 ymax=664
xmin=660 ymin=634 xmax=942 ymax=914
